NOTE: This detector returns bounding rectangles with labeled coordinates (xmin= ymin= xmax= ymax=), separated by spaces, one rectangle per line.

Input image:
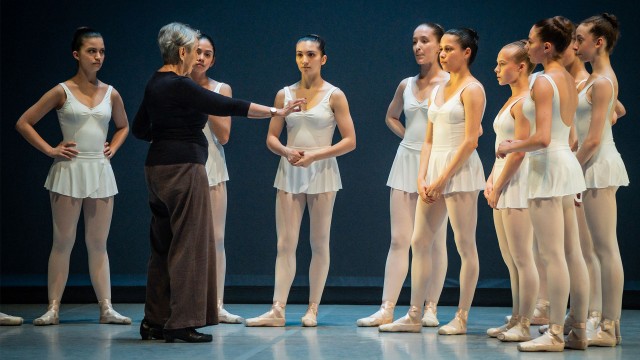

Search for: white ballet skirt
xmin=273 ymin=86 xmax=342 ymax=194
xmin=575 ymin=76 xmax=629 ymax=189
xmin=522 ymin=74 xmax=586 ymax=198
xmin=203 ymin=82 xmax=229 ymax=187
xmin=491 ymin=98 xmax=529 ymax=209
xmin=387 ymin=77 xmax=427 ymax=193
xmin=44 ymin=83 xmax=118 ymax=198
xmin=425 ymin=82 xmax=485 ymax=195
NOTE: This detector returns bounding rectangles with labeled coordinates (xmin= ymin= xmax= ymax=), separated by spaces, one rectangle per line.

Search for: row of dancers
xmin=1 ymin=14 xmax=628 ymax=351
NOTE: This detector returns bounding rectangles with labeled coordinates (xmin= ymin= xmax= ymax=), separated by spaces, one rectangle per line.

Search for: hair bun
xmin=602 ymin=13 xmax=619 ymax=29
xmin=466 ymin=28 xmax=479 ymax=41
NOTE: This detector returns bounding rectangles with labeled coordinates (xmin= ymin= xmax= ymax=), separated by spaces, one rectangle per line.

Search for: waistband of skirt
xmin=400 ymin=141 xmax=423 ymax=151
xmin=530 ymin=142 xmax=570 ymax=156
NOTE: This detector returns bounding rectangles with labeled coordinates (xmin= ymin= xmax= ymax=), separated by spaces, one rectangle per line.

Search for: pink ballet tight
xmin=273 ymin=190 xmax=336 ymax=304
xmin=208 ymin=182 xmax=228 ymax=301
xmin=48 ymin=192 xmax=114 ymax=302
xmin=410 ymin=191 xmax=479 ymax=311
xmin=529 ymin=195 xmax=589 ymax=325
xmin=382 ymin=189 xmax=447 ymax=305
xmin=583 ymin=187 xmax=623 ymax=321
xmin=493 ymin=208 xmax=537 ymax=318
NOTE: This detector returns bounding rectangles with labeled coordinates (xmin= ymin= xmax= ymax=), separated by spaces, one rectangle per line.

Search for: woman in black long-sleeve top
xmin=133 ymin=22 xmax=304 ymax=343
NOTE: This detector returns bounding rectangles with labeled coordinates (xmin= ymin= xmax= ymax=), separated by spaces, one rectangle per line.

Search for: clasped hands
xmin=418 ymin=178 xmax=445 ymax=204
xmin=285 ymin=147 xmax=315 ymax=168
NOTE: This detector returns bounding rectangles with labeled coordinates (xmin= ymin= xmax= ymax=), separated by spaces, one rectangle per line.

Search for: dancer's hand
xmin=424 ymin=178 xmax=445 ymax=204
xmin=417 ymin=178 xmax=430 ymax=202
xmin=49 ymin=141 xmax=78 ymax=159
xmin=277 ymin=99 xmax=307 ymax=117
xmin=103 ymin=142 xmax=114 ymax=159
xmin=487 ymin=185 xmax=501 ymax=209
xmin=284 ymin=147 xmax=304 ymax=164
xmin=484 ymin=176 xmax=493 ymax=201
xmin=293 ymin=153 xmax=315 ymax=168
xmin=496 ymin=140 xmax=513 ymax=159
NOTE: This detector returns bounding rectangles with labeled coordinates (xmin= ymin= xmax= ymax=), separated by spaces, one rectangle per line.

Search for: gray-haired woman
xmin=133 ymin=22 xmax=305 ymax=343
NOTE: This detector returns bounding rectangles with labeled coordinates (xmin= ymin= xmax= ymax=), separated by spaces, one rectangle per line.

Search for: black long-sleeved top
xmin=132 ymin=71 xmax=251 ymax=165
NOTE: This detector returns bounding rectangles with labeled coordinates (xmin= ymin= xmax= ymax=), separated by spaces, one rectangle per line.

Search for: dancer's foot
xmin=245 ymin=301 xmax=286 ymax=327
xmin=33 ymin=300 xmax=60 ymax=326
xmin=488 ymin=315 xmax=518 ymax=338
xmin=0 ymin=312 xmax=23 ymax=326
xmin=518 ymin=324 xmax=564 ymax=352
xmin=564 ymin=322 xmax=587 ymax=350
xmin=531 ymin=299 xmax=550 ymax=325
xmin=422 ymin=302 xmax=439 ymax=327
xmin=99 ymin=299 xmax=131 ymax=325
xmin=438 ymin=309 xmax=468 ymax=335
xmin=301 ymin=303 xmax=318 ymax=327
xmin=498 ymin=317 xmax=532 ymax=342
xmin=356 ymin=301 xmax=394 ymax=327
xmin=589 ymin=318 xmax=618 ymax=347
xmin=378 ymin=305 xmax=421 ymax=333
xmin=585 ymin=310 xmax=601 ymax=341
xmin=163 ymin=327 xmax=212 ymax=343
xmin=217 ymin=300 xmax=244 ymax=324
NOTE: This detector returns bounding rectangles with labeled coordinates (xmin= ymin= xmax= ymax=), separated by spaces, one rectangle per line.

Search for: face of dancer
xmin=73 ymin=37 xmax=105 ymax=72
xmin=439 ymin=34 xmax=469 ymax=73
xmin=561 ymin=34 xmax=579 ymax=67
xmin=494 ymin=46 xmax=523 ymax=86
xmin=574 ymin=24 xmax=600 ymax=62
xmin=193 ymin=38 xmax=215 ymax=74
xmin=296 ymin=40 xmax=326 ymax=76
xmin=413 ymin=25 xmax=440 ymax=65
xmin=526 ymin=26 xmax=546 ymax=64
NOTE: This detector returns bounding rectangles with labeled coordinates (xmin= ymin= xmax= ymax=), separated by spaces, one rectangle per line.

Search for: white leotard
xmin=273 ymin=86 xmax=342 ymax=194
xmin=387 ymin=77 xmax=428 ymax=193
xmin=522 ymin=74 xmax=586 ymax=198
xmin=203 ymin=82 xmax=229 ymax=187
xmin=44 ymin=83 xmax=118 ymax=198
xmin=492 ymin=97 xmax=529 ymax=209
xmin=425 ymin=82 xmax=486 ymax=194
xmin=575 ymin=76 xmax=628 ymax=188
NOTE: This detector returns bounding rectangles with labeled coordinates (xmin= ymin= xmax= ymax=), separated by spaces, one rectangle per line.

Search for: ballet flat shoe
xmin=589 ymin=319 xmax=617 ymax=347
xmin=356 ymin=301 xmax=394 ymax=327
xmin=301 ymin=303 xmax=318 ymax=327
xmin=422 ymin=302 xmax=439 ymax=327
xmin=564 ymin=322 xmax=587 ymax=350
xmin=0 ymin=313 xmax=23 ymax=326
xmin=504 ymin=299 xmax=549 ymax=325
xmin=585 ymin=310 xmax=601 ymax=341
xmin=488 ymin=315 xmax=518 ymax=338
xmin=517 ymin=324 xmax=564 ymax=352
xmin=438 ymin=309 xmax=468 ymax=335
xmin=140 ymin=319 xmax=164 ymax=340
xmin=99 ymin=300 xmax=131 ymax=325
xmin=531 ymin=299 xmax=550 ymax=325
xmin=378 ymin=305 xmax=421 ymax=333
xmin=218 ymin=308 xmax=245 ymax=324
xmin=615 ymin=319 xmax=621 ymax=345
xmin=33 ymin=300 xmax=60 ymax=326
xmin=245 ymin=301 xmax=286 ymax=327
xmin=538 ymin=311 xmax=575 ymax=335
xmin=163 ymin=327 xmax=212 ymax=343
xmin=498 ymin=317 xmax=531 ymax=342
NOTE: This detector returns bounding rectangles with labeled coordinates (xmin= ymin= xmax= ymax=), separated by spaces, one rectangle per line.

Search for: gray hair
xmin=157 ymin=22 xmax=199 ymax=65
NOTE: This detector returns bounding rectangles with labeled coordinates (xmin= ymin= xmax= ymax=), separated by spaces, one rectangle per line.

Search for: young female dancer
xmin=245 ymin=34 xmax=356 ymax=327
xmin=356 ymin=22 xmax=450 ymax=328
xmin=189 ymin=33 xmax=243 ymax=324
xmin=574 ymin=13 xmax=628 ymax=346
xmin=497 ymin=17 xmax=589 ymax=351
xmin=15 ymin=27 xmax=131 ymax=326
xmin=380 ymin=28 xmax=485 ymax=335
xmin=485 ymin=40 xmax=537 ymax=342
